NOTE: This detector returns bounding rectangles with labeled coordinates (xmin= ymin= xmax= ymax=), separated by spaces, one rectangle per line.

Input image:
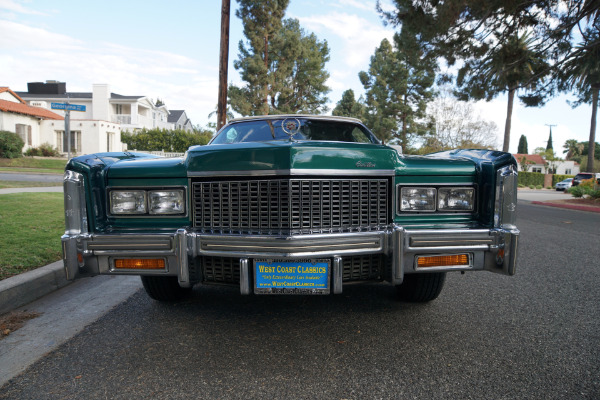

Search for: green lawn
xmin=0 ymin=193 xmax=64 ymax=280
xmin=0 ymin=157 xmax=67 ymax=174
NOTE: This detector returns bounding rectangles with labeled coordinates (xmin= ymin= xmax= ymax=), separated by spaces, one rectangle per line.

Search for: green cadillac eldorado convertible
xmin=61 ymin=115 xmax=519 ymax=303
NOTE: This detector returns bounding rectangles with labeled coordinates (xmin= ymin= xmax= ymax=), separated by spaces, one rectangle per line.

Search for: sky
xmin=0 ymin=0 xmax=597 ymax=154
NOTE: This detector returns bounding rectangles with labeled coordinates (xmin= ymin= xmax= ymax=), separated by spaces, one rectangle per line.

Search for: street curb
xmin=531 ymin=201 xmax=600 ymax=213
xmin=0 ymin=261 xmax=70 ymax=315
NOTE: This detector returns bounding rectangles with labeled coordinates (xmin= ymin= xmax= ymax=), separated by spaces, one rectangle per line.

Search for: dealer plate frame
xmin=254 ymin=258 xmax=330 ymax=295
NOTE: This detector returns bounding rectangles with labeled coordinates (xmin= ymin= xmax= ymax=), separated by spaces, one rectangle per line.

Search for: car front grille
xmin=192 ymin=178 xmax=390 ymax=235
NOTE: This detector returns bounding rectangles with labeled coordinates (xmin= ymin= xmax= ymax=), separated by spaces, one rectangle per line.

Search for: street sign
xmin=51 ymin=102 xmax=86 ymax=112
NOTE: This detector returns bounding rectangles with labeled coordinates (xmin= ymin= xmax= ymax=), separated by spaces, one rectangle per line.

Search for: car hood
xmin=103 ymin=142 xmax=478 ymax=178
xmin=184 ymin=141 xmax=476 ymax=177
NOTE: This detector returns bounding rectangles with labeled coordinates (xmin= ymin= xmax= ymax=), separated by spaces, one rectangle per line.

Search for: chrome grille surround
xmin=192 ymin=178 xmax=390 ymax=235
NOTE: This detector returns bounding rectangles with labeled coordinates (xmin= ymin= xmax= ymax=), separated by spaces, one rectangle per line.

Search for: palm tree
xmin=456 ymin=32 xmax=549 ymax=152
xmin=559 ymin=26 xmax=600 ymax=172
xmin=562 ymin=139 xmax=583 ymax=160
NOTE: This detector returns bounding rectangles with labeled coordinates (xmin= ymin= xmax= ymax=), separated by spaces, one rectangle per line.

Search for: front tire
xmin=141 ymin=276 xmax=192 ymax=302
xmin=396 ymin=272 xmax=446 ymax=302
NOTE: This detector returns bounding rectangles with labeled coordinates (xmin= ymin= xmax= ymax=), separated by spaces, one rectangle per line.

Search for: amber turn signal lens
xmin=417 ymin=254 xmax=469 ymax=268
xmin=114 ymin=259 xmax=165 ymax=270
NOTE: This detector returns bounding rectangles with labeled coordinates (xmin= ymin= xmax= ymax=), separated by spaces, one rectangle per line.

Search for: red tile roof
xmin=0 ymin=87 xmax=63 ymax=120
xmin=513 ymin=153 xmax=547 ymax=165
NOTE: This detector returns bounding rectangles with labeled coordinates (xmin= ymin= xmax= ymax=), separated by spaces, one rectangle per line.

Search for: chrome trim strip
xmin=196 ymin=232 xmax=385 ymax=258
xmin=177 ymin=229 xmax=190 ymax=287
xmin=87 ymin=242 xmax=172 ymax=251
xmin=392 ymin=227 xmax=404 ymax=284
xmin=333 ymin=256 xmax=343 ymax=294
xmin=240 ymin=258 xmax=251 ymax=295
xmin=404 ymin=229 xmax=495 ymax=252
xmin=188 ymin=169 xmax=395 ymax=177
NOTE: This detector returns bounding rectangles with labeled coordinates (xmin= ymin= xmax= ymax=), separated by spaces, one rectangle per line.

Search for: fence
xmin=131 ymin=149 xmax=185 ymax=158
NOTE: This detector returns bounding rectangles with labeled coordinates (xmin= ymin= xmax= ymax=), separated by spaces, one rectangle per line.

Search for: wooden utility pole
xmin=217 ymin=0 xmax=231 ymax=131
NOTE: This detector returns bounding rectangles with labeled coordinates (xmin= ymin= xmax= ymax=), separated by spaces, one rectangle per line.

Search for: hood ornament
xmin=282 ymin=118 xmax=301 ymax=141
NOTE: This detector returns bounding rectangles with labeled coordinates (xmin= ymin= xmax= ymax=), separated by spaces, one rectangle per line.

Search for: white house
xmin=513 ymin=153 xmax=580 ymax=175
xmin=0 ymin=87 xmax=63 ymax=152
xmin=168 ymin=110 xmax=194 ymax=132
xmin=13 ymin=81 xmax=195 ymax=156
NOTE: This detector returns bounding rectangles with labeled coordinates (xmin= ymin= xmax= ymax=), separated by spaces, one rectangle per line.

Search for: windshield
xmin=210 ymin=118 xmax=379 ymax=145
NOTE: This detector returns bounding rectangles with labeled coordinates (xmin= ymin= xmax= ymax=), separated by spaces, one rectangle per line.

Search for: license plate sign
xmin=254 ymin=259 xmax=330 ymax=295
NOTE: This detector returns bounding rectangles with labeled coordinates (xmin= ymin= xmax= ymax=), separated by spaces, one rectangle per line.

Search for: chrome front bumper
xmin=62 ymin=226 xmax=519 ymax=291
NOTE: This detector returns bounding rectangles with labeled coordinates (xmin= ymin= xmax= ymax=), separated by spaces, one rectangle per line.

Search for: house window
xmin=16 ymin=124 xmax=32 ymax=145
xmin=115 ymin=104 xmax=123 ymax=115
xmin=532 ymin=167 xmax=542 ymax=173
xmin=565 ymin=169 xmax=572 ymax=175
xmin=56 ymin=131 xmax=82 ymax=154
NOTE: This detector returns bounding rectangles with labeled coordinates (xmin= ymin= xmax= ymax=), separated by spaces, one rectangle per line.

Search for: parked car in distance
xmin=572 ymin=172 xmax=594 ymax=186
xmin=555 ymin=178 xmax=573 ymax=191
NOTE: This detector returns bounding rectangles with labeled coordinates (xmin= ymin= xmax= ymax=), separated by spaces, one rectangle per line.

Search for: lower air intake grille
xmin=342 ymin=254 xmax=385 ymax=282
xmin=202 ymin=256 xmax=240 ymax=284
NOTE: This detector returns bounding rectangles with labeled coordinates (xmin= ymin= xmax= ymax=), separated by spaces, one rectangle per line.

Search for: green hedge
xmin=518 ymin=172 xmax=545 ymax=187
xmin=517 ymin=172 xmax=575 ymax=187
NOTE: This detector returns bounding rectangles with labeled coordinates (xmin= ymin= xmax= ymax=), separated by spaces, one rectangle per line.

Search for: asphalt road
xmin=1 ymin=201 xmax=599 ymax=399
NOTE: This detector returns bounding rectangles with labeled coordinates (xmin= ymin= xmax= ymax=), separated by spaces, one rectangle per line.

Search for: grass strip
xmin=0 ymin=157 xmax=67 ymax=172
xmin=0 ymin=193 xmax=64 ymax=280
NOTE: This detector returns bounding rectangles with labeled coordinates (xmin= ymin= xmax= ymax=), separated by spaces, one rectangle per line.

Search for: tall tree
xmin=546 ymin=128 xmax=554 ymax=151
xmin=562 ymin=139 xmax=583 ymax=161
xmin=558 ymin=25 xmax=600 ymax=172
xmin=229 ymin=1 xmax=330 ymax=116
xmin=332 ymin=89 xmax=365 ymax=120
xmin=454 ymin=32 xmax=550 ymax=152
xmin=359 ymin=33 xmax=435 ymax=149
xmin=377 ymin=1 xmax=600 ymax=152
xmin=518 ymin=135 xmax=528 ymax=154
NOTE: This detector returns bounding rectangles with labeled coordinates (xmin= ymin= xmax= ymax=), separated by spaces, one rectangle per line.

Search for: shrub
xmin=528 ymin=185 xmax=535 ymax=189
xmin=590 ymin=190 xmax=600 ymax=200
xmin=24 ymin=143 xmax=61 ymax=157
xmin=0 ymin=130 xmax=24 ymax=158
xmin=24 ymin=147 xmax=41 ymax=156
xmin=535 ymin=185 xmax=542 ymax=189
xmin=568 ymin=186 xmax=586 ymax=198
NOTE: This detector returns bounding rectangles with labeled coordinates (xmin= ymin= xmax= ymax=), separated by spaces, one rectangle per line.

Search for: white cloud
xmin=0 ymin=20 xmax=218 ymax=127
xmin=297 ymin=12 xmax=393 ymax=68
xmin=0 ymin=20 xmax=82 ymax=50
xmin=0 ymin=0 xmax=47 ymax=16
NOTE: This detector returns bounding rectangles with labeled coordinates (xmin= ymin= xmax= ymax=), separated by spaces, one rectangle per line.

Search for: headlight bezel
xmin=108 ymin=186 xmax=187 ymax=217
xmin=396 ymin=184 xmax=476 ymax=215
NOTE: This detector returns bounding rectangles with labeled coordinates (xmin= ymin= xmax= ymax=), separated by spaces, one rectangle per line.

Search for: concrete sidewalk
xmin=0 ymin=186 xmax=62 ymax=194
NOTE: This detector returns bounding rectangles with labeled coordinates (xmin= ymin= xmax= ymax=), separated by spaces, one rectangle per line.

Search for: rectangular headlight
xmin=400 ymin=187 xmax=436 ymax=212
xmin=149 ymin=190 xmax=185 ymax=215
xmin=438 ymin=187 xmax=475 ymax=211
xmin=110 ymin=190 xmax=147 ymax=215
